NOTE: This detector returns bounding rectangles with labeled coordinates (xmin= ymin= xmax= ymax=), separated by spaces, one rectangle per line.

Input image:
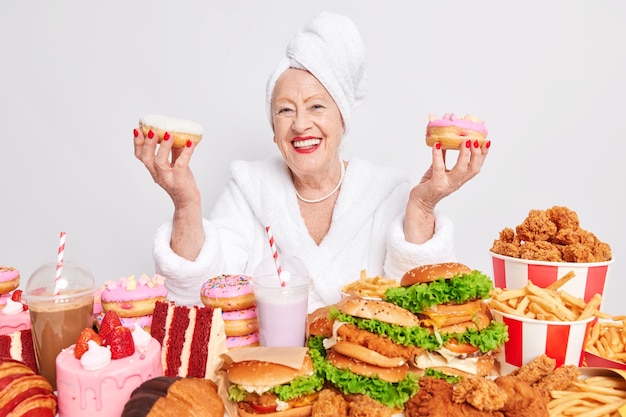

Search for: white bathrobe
xmin=153 ymin=156 xmax=456 ymax=312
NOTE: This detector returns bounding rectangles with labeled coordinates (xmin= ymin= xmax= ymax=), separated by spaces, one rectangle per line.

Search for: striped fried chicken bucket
xmin=490 ymin=251 xmax=613 ymax=309
xmin=493 ymin=309 xmax=594 ymax=375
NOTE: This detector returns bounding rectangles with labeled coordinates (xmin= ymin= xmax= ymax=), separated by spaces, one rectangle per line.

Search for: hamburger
xmin=307 ymin=298 xmax=425 ymax=410
xmin=383 ymin=262 xmax=508 ymax=376
xmin=226 ymin=354 xmax=323 ymax=417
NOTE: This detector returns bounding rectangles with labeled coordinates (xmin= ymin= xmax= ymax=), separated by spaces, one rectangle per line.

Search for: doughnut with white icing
xmin=138 ymin=114 xmax=203 ymax=148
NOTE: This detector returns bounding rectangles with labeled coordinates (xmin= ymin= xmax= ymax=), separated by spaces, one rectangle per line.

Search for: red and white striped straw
xmin=54 ymin=231 xmax=66 ymax=296
xmin=265 ymin=225 xmax=285 ymax=287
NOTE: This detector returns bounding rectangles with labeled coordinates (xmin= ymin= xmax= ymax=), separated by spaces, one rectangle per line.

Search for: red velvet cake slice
xmin=0 ymin=329 xmax=37 ymax=372
xmin=150 ymin=301 xmax=226 ymax=380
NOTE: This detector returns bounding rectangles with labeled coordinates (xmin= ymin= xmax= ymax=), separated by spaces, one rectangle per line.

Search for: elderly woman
xmin=133 ymin=12 xmax=490 ymax=312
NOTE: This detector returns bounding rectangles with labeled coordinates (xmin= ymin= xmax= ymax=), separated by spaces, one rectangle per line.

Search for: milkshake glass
xmin=25 ymin=261 xmax=95 ymax=390
xmin=252 ymin=257 xmax=311 ymax=347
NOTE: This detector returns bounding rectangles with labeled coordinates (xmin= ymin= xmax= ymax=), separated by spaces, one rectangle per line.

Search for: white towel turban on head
xmin=266 ymin=12 xmax=367 ymax=136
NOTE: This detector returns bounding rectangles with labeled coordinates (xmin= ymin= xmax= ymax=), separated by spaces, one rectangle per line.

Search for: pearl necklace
xmin=295 ymin=160 xmax=345 ymax=204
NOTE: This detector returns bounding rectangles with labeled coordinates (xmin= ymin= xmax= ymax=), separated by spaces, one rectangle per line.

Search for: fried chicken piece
xmin=509 ymin=354 xmax=556 ymax=385
xmin=490 ymin=228 xmax=522 ymax=258
xmin=562 ymin=243 xmax=596 ymax=262
xmin=337 ymin=324 xmax=423 ymax=361
xmin=405 ymin=377 xmax=505 ymax=417
xmin=515 ymin=209 xmax=557 ymax=242
xmin=453 ymin=377 xmax=507 ymax=411
xmin=532 ymin=364 xmax=579 ymax=403
xmin=494 ymin=376 xmax=548 ymax=417
xmin=546 ymin=206 xmax=580 ymax=231
xmin=312 ymin=389 xmax=348 ymax=417
xmin=347 ymin=395 xmax=393 ymax=417
xmin=519 ymin=241 xmax=563 ymax=262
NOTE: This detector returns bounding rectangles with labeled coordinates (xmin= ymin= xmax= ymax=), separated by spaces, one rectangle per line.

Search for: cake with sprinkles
xmin=150 ymin=301 xmax=226 ymax=380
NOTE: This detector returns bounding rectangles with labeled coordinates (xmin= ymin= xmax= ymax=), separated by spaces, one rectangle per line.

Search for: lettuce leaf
xmin=307 ymin=336 xmax=419 ymax=409
xmin=228 ymin=373 xmax=324 ymax=402
xmin=330 ymin=307 xmax=508 ymax=352
xmin=383 ymin=270 xmax=494 ymax=313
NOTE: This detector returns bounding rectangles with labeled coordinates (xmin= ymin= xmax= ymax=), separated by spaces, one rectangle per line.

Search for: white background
xmin=1 ymin=1 xmax=624 ymax=313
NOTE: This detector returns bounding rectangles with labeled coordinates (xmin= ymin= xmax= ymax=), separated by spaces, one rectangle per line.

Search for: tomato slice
xmin=251 ymin=403 xmax=278 ymax=413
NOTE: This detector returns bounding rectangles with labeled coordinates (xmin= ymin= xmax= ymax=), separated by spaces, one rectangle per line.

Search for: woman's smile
xmin=292 ymin=136 xmax=322 ymax=153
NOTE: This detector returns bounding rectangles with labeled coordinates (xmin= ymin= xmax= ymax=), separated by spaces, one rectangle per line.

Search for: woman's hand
xmin=133 ymin=128 xmax=201 ymax=209
xmin=133 ymin=128 xmax=205 ymax=260
xmin=404 ymin=139 xmax=491 ymax=243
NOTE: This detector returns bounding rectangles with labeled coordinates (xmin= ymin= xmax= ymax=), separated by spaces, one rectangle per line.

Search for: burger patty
xmin=337 ymin=324 xmax=424 ymax=360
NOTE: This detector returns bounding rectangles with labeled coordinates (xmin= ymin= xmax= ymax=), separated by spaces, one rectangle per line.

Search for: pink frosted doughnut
xmin=425 ymin=113 xmax=488 ymax=150
xmin=101 ymin=274 xmax=167 ymax=318
xmin=200 ymin=274 xmax=255 ymax=312
xmin=223 ymin=306 xmax=258 ymax=337
xmin=226 ymin=331 xmax=259 ymax=350
xmin=0 ymin=267 xmax=19 ymax=294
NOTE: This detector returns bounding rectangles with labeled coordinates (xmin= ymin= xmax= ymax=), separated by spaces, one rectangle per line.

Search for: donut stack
xmin=201 ymin=274 xmax=259 ymax=350
xmin=97 ymin=275 xmax=167 ymax=333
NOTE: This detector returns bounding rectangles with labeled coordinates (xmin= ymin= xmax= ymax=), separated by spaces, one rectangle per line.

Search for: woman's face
xmin=271 ymin=69 xmax=344 ymax=177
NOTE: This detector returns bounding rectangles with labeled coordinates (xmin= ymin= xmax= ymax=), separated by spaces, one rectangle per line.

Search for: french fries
xmin=586 ymin=317 xmax=626 ymax=364
xmin=548 ymin=375 xmax=626 ymax=417
xmin=341 ymin=270 xmax=400 ymax=299
xmin=488 ymin=271 xmax=607 ymax=322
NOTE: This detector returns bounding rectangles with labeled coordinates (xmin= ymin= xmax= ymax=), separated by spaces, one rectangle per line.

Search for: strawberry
xmin=107 ymin=326 xmax=135 ymax=359
xmin=10 ymin=290 xmax=27 ymax=311
xmin=74 ymin=328 xmax=102 ymax=359
xmin=99 ymin=310 xmax=122 ymax=344
xmin=10 ymin=290 xmax=22 ymax=302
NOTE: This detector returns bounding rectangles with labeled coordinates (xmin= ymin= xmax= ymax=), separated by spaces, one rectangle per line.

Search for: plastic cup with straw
xmin=24 ymin=232 xmax=95 ymax=389
xmin=253 ymin=226 xmax=310 ymax=346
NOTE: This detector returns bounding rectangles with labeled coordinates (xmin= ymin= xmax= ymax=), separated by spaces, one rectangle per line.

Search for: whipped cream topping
xmin=132 ymin=323 xmax=152 ymax=347
xmin=81 ymin=340 xmax=112 ymax=371
xmin=2 ymin=298 xmax=23 ymax=315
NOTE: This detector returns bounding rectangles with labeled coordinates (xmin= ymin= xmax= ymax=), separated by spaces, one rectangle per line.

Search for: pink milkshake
xmin=252 ymin=273 xmax=310 ymax=347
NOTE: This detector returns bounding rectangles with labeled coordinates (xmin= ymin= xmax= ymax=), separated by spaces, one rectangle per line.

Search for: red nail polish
xmin=486 ymin=140 xmax=491 ymax=149
xmin=148 ymin=130 xmax=155 ymax=139
xmin=133 ymin=128 xmax=139 ymax=138
xmin=473 ymin=140 xmax=479 ymax=148
xmin=186 ymin=140 xmax=192 ymax=148
xmin=435 ymin=142 xmax=441 ymax=150
xmin=164 ymin=132 xmax=170 ymax=141
xmin=465 ymin=140 xmax=471 ymax=148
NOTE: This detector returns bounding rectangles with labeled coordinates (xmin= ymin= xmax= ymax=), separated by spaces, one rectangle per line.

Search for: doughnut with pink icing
xmin=425 ymin=113 xmax=488 ymax=150
xmin=222 ymin=306 xmax=258 ymax=337
xmin=226 ymin=331 xmax=259 ymax=350
xmin=200 ymin=274 xmax=255 ymax=312
xmin=0 ymin=267 xmax=20 ymax=294
xmin=101 ymin=274 xmax=167 ymax=318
